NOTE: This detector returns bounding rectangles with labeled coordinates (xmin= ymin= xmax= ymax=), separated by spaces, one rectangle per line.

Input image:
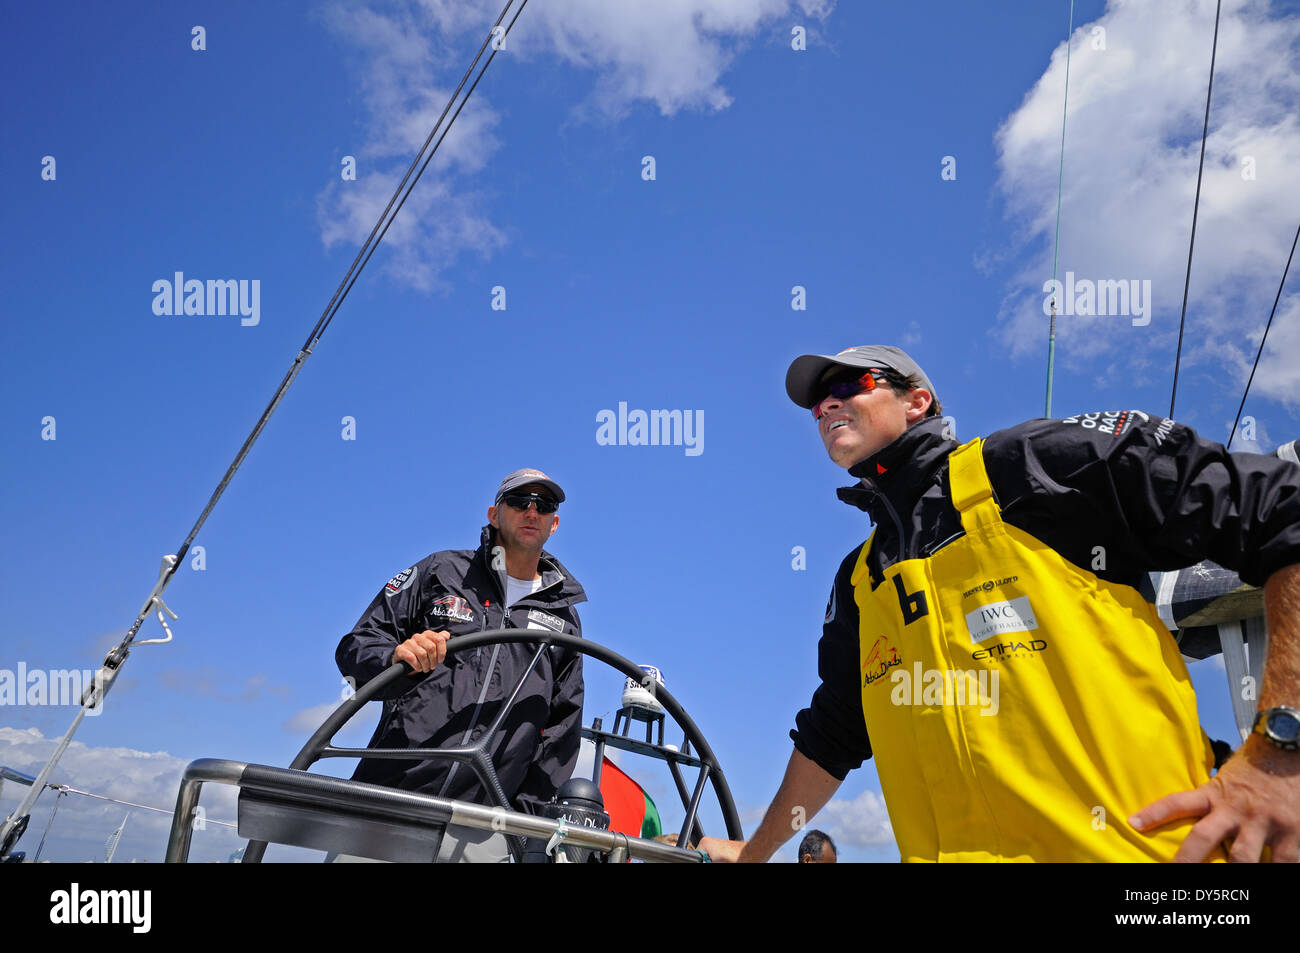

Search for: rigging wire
xmin=1226 ymin=221 xmax=1300 ymax=450
xmin=1169 ymin=0 xmax=1222 ymax=419
xmin=1044 ymin=0 xmax=1075 ymax=419
xmin=32 ymin=788 xmax=67 ymax=863
xmin=317 ymin=0 xmax=530 ymax=354
xmin=142 ymin=0 xmax=528 ymax=636
xmin=0 ymin=0 xmax=530 ymax=857
xmin=57 ymin=783 xmax=238 ymax=829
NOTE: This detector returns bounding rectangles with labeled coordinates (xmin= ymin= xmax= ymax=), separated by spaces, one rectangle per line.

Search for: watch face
xmin=1266 ymin=710 xmax=1300 ymax=744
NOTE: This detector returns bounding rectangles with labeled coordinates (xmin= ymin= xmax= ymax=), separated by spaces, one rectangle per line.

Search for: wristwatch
xmin=1252 ymin=707 xmax=1300 ymax=751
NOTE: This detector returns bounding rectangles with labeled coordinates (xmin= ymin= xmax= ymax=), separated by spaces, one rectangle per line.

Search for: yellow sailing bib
xmin=855 ymin=438 xmax=1222 ymax=862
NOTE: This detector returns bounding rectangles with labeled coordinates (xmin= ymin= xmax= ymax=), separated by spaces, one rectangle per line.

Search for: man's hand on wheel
xmin=394 ymin=630 xmax=450 ymax=674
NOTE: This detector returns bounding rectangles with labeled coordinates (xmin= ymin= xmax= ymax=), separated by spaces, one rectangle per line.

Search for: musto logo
xmin=861 ymin=636 xmax=901 ymax=686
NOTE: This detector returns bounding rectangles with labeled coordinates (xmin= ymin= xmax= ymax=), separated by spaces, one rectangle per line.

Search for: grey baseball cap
xmin=785 ymin=345 xmax=938 ymax=409
xmin=494 ymin=468 xmax=566 ymax=505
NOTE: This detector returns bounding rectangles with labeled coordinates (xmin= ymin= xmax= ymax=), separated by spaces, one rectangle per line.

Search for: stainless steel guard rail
xmin=167 ymin=629 xmax=742 ymax=863
xmin=165 ymin=758 xmax=705 ymax=863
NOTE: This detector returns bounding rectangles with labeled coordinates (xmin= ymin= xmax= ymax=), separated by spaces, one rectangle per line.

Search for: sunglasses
xmin=500 ymin=492 xmax=559 ymax=514
xmin=811 ymin=369 xmax=901 ymax=419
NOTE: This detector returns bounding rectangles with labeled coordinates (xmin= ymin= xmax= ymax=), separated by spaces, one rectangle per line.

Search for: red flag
xmin=599 ymin=756 xmax=662 ymax=839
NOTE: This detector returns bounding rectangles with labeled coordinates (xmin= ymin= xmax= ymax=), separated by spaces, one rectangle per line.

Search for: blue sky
xmin=2 ymin=0 xmax=1298 ymax=863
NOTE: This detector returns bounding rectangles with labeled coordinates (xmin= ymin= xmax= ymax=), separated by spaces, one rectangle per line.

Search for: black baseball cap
xmin=494 ymin=468 xmax=565 ymax=505
xmin=785 ymin=345 xmax=938 ymax=409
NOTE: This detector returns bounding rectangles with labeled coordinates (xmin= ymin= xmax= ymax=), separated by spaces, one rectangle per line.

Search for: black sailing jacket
xmin=336 ymin=526 xmax=587 ymax=812
xmin=793 ymin=411 xmax=1300 ymax=779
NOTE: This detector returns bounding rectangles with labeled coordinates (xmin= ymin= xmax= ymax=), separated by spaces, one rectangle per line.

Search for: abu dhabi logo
xmin=862 ymin=636 xmax=901 ymax=686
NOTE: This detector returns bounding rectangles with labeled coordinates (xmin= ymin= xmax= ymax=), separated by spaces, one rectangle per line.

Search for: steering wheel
xmin=240 ymin=629 xmax=742 ymax=862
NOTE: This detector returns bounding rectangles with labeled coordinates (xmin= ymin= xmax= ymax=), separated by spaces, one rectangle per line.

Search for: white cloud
xmin=519 ymin=0 xmax=791 ymax=117
xmin=0 ymin=725 xmax=368 ymax=862
xmin=412 ymin=0 xmax=838 ymax=119
xmin=282 ymin=698 xmax=384 ymax=743
xmin=1251 ymin=296 xmax=1300 ymax=413
xmin=816 ymin=786 xmax=895 ymax=847
xmin=738 ymin=799 xmax=767 ymax=829
xmin=1221 ymin=409 xmax=1275 ymax=451
xmin=317 ymin=0 xmax=835 ymax=289
xmin=992 ymin=0 xmax=1300 ymax=405
xmin=316 ymin=0 xmax=510 ymax=293
xmin=317 ymin=175 xmax=506 ymax=294
xmin=0 ymin=727 xmax=241 ymax=863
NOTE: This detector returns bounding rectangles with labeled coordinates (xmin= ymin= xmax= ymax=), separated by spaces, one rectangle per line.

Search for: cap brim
xmin=526 ymin=479 xmax=565 ymax=503
xmin=497 ymin=477 xmax=566 ymax=504
xmin=785 ymin=354 xmax=866 ymax=408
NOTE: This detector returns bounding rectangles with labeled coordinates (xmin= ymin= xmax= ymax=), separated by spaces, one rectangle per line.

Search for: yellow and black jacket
xmin=792 ymin=411 xmax=1300 ymax=862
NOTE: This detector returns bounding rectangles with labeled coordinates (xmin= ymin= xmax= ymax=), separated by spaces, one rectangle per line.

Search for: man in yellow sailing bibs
xmin=704 ymin=345 xmax=1300 ymax=863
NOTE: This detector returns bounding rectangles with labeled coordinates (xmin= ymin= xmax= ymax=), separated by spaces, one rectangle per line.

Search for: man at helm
xmin=336 ymin=468 xmax=587 ymax=862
